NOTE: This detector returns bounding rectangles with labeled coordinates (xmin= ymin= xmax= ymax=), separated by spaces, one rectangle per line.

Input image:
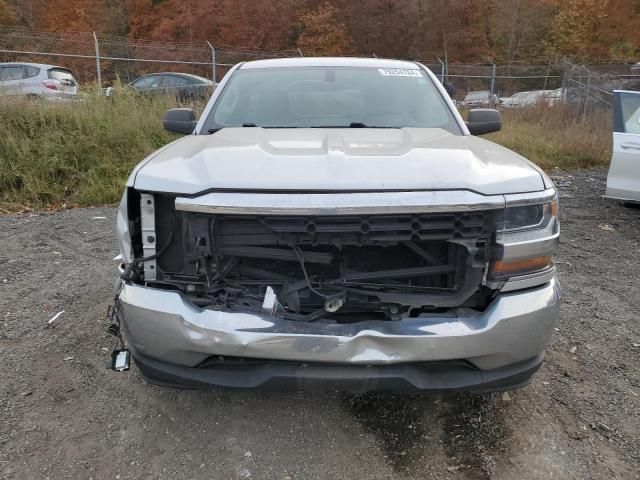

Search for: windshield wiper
xmin=208 ymin=123 xmax=257 ymax=134
xmin=349 ymin=123 xmax=403 ymax=128
xmin=210 ymin=123 xmax=401 ymax=131
xmin=308 ymin=123 xmax=401 ymax=129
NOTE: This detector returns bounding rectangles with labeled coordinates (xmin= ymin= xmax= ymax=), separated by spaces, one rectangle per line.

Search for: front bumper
xmin=133 ymin=351 xmax=545 ymax=393
xmin=118 ymin=277 xmax=560 ymax=389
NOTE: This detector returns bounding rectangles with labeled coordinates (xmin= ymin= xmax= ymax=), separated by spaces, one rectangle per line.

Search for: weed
xmin=0 ymin=95 xmax=612 ymax=213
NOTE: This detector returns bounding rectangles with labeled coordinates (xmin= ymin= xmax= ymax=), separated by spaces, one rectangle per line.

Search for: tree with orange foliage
xmin=296 ymin=2 xmax=354 ymax=56
xmin=0 ymin=0 xmax=15 ymax=25
xmin=548 ymin=0 xmax=609 ymax=59
xmin=34 ymin=0 xmax=128 ymax=34
xmin=488 ymin=0 xmax=555 ymax=62
xmin=3 ymin=0 xmax=639 ymax=63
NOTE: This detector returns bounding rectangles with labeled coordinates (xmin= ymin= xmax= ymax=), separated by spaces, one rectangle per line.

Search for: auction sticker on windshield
xmin=378 ymin=68 xmax=422 ymax=77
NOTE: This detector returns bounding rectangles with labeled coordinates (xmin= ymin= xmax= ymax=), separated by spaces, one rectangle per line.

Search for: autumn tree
xmin=34 ymin=0 xmax=128 ymax=34
xmin=296 ymin=2 xmax=354 ymax=56
xmin=3 ymin=0 xmax=639 ymax=63
xmin=604 ymin=0 xmax=640 ymax=60
xmin=548 ymin=0 xmax=609 ymax=59
xmin=125 ymin=0 xmax=304 ymax=50
xmin=0 ymin=0 xmax=15 ymax=25
xmin=328 ymin=0 xmax=416 ymax=58
xmin=487 ymin=0 xmax=555 ymax=62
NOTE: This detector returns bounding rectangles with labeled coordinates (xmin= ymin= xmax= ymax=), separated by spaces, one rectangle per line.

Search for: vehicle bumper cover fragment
xmin=118 ymin=277 xmax=560 ymax=377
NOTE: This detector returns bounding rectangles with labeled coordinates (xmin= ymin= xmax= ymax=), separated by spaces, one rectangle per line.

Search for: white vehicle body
xmin=499 ymin=90 xmax=556 ymax=109
xmin=114 ymin=58 xmax=560 ymax=393
xmin=0 ymin=62 xmax=79 ymax=100
xmin=606 ymin=90 xmax=640 ymax=203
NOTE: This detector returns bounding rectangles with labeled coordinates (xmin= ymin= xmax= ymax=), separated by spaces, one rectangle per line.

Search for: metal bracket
xmin=140 ymin=193 xmax=157 ymax=281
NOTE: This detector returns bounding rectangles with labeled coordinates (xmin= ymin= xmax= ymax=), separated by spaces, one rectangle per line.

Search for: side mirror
xmin=466 ymin=108 xmax=502 ymax=135
xmin=163 ymin=108 xmax=196 ymax=135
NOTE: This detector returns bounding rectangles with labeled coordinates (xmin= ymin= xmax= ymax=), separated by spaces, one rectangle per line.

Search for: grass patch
xmin=488 ymin=104 xmax=612 ymax=170
xmin=0 ymin=89 xmax=183 ymax=213
xmin=0 ymin=95 xmax=613 ymax=213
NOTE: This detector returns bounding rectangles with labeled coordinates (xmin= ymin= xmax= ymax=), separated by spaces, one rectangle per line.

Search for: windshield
xmin=202 ymin=66 xmax=460 ymax=133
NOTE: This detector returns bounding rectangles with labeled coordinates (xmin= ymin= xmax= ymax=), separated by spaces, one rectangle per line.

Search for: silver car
xmin=0 ymin=62 xmax=79 ymax=100
xmin=462 ymin=90 xmax=498 ymax=108
xmin=113 ymin=58 xmax=561 ymax=393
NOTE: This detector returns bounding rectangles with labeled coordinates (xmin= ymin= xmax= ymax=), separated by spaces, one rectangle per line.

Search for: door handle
xmin=621 ymin=142 xmax=640 ymax=151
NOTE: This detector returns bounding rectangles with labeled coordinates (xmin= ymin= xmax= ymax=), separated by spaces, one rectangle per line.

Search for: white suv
xmin=0 ymin=62 xmax=79 ymax=101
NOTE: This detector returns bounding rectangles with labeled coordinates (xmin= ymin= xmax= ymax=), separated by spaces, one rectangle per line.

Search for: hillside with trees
xmin=1 ymin=0 xmax=639 ymax=62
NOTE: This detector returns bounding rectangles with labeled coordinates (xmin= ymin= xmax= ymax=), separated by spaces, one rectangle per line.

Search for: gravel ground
xmin=1 ymin=168 xmax=639 ymax=480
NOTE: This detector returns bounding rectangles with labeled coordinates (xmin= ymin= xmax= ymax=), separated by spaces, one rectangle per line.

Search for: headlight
xmin=116 ymin=189 xmax=133 ymax=264
xmin=497 ymin=200 xmax=558 ymax=232
xmin=490 ymin=193 xmax=559 ymax=281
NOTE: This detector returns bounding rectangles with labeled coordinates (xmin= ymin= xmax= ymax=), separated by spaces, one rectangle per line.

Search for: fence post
xmin=489 ymin=59 xmax=496 ymax=106
xmin=207 ymin=41 xmax=216 ymax=83
xmin=437 ymin=57 xmax=445 ymax=83
xmin=561 ymin=57 xmax=568 ymax=101
xmin=92 ymin=32 xmax=101 ymax=87
xmin=543 ymin=58 xmax=552 ymax=90
xmin=582 ymin=66 xmax=591 ymax=120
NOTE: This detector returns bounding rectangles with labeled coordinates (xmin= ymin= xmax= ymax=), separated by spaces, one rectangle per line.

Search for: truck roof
xmin=240 ymin=57 xmax=421 ymax=70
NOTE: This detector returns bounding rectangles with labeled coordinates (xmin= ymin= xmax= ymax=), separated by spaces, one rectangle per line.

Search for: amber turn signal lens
xmin=549 ymin=201 xmax=558 ymax=217
xmin=491 ymin=256 xmax=552 ymax=278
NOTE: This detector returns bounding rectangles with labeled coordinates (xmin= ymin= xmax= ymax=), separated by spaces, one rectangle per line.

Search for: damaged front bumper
xmin=118 ymin=276 xmax=561 ymax=392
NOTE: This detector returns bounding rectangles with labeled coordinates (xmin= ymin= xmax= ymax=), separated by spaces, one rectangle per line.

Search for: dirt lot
xmin=1 ymin=168 xmax=639 ymax=480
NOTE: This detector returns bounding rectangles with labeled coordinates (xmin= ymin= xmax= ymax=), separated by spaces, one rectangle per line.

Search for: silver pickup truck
xmin=114 ymin=57 xmax=560 ymax=393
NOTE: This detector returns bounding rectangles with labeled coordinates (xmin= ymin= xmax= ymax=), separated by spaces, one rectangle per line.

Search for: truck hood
xmin=133 ymin=128 xmax=545 ymax=196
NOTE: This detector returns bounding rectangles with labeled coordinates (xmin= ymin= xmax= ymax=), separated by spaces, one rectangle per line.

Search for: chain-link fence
xmin=422 ymin=59 xmax=639 ymax=112
xmin=1 ymin=26 xmax=638 ymax=108
xmin=0 ymin=26 xmax=300 ymax=85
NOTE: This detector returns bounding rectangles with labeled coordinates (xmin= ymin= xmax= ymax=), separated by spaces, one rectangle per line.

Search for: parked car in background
xmin=499 ymin=90 xmax=556 ymax=109
xmin=606 ymin=90 xmax=640 ymax=204
xmin=462 ymin=90 xmax=498 ymax=108
xmin=123 ymin=72 xmax=215 ymax=101
xmin=545 ymin=88 xmax=565 ymax=106
xmin=113 ymin=57 xmax=560 ymax=393
xmin=0 ymin=62 xmax=79 ymax=100
xmin=499 ymin=91 xmax=530 ymax=108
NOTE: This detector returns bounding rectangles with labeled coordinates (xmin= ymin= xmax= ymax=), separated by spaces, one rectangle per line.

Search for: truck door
xmin=606 ymin=90 xmax=640 ymax=203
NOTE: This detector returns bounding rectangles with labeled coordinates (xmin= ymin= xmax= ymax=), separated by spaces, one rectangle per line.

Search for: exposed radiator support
xmin=140 ymin=193 xmax=157 ymax=281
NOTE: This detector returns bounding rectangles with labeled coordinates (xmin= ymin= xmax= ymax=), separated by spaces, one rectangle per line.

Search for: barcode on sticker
xmin=378 ymin=68 xmax=422 ymax=77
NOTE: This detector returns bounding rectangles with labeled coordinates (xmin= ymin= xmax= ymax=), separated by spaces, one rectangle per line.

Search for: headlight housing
xmin=116 ymin=189 xmax=134 ymax=264
xmin=490 ymin=191 xmax=559 ymax=281
xmin=497 ymin=200 xmax=558 ymax=232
